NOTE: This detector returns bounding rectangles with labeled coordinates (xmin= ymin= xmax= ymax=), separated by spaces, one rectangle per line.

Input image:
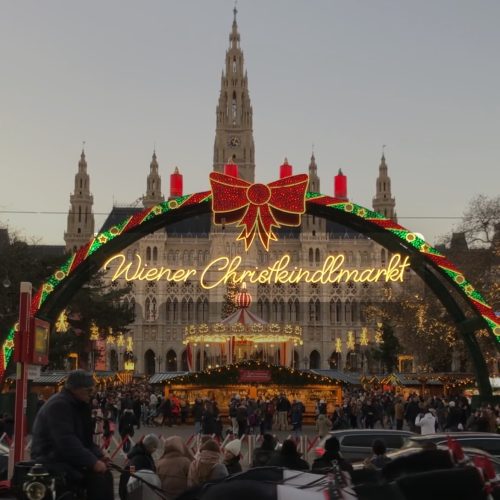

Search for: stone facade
xmin=65 ymin=9 xmax=420 ymax=375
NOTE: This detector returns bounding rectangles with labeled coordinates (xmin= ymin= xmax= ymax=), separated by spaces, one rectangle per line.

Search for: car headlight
xmin=24 ymin=481 xmax=47 ymax=500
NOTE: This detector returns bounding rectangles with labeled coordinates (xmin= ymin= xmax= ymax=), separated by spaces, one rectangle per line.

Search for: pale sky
xmin=1 ymin=0 xmax=499 ymax=247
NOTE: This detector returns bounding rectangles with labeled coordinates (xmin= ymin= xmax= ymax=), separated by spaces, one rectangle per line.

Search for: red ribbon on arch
xmin=209 ymin=172 xmax=309 ymax=251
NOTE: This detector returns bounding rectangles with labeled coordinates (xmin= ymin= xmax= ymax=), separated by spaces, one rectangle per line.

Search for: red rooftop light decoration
xmin=279 ymin=158 xmax=293 ymax=179
xmin=224 ymin=161 xmax=239 ymax=178
xmin=170 ymin=167 xmax=183 ymax=198
xmin=334 ymin=168 xmax=348 ymax=200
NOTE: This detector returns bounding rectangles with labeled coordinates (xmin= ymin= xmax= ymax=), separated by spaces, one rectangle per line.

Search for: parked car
xmin=401 ymin=432 xmax=500 ymax=459
xmin=353 ymin=445 xmax=500 ymax=473
xmin=313 ymin=429 xmax=416 ymax=461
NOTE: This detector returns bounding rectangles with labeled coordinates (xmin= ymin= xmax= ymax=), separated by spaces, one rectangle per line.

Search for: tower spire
xmin=143 ymin=149 xmax=165 ymax=208
xmin=64 ymin=148 xmax=95 ymax=253
xmin=213 ymin=6 xmax=255 ymax=182
xmin=372 ymin=150 xmax=397 ymax=221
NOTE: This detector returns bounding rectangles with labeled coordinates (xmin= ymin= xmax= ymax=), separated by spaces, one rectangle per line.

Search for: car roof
xmin=329 ymin=429 xmax=416 ymax=436
xmin=388 ymin=445 xmax=497 ymax=459
xmin=407 ymin=432 xmax=500 ymax=441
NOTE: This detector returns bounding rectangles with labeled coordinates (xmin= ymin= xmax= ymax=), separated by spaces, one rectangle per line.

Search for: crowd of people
xmin=27 ymin=370 xmax=500 ymax=500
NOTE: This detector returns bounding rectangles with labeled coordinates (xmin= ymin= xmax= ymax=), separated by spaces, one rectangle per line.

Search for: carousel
xmin=149 ymin=285 xmax=342 ymax=419
xmin=183 ymin=283 xmax=303 ymax=370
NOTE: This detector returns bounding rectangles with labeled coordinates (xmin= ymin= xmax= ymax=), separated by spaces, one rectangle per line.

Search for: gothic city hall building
xmin=64 ymin=10 xmax=419 ymax=376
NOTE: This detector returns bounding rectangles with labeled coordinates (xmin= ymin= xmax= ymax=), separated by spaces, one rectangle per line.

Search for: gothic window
xmin=330 ymin=299 xmax=336 ymax=323
xmin=272 ymin=299 xmax=278 ymax=322
xmin=109 ymin=350 xmax=118 ymax=372
xmin=279 ymin=299 xmax=285 ymax=322
xmin=381 ymin=249 xmax=386 ymax=264
xmin=146 ymin=247 xmax=151 ymax=261
xmin=78 ymin=206 xmax=82 ymax=223
xmin=315 ymin=248 xmax=320 ymax=263
xmin=336 ymin=300 xmax=342 ymax=323
xmin=181 ymin=298 xmax=188 ymax=322
xmin=187 ymin=298 xmax=194 ymax=322
xmin=263 ymin=299 xmax=270 ymax=321
xmin=345 ymin=301 xmax=352 ymax=323
xmin=309 ymin=248 xmax=313 ymax=264
xmin=232 ymin=58 xmax=237 ymax=73
xmin=172 ymin=298 xmax=178 ymax=322
xmin=166 ymin=298 xmax=172 ymax=322
xmin=183 ymin=251 xmax=188 ymax=264
xmin=257 ymin=299 xmax=263 ymax=317
xmin=309 ymin=299 xmax=315 ymax=322
xmin=153 ymin=247 xmax=158 ymax=261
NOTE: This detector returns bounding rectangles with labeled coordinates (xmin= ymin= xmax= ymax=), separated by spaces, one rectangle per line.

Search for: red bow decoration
xmin=210 ymin=172 xmax=309 ymax=250
xmin=447 ymin=436 xmax=465 ymax=463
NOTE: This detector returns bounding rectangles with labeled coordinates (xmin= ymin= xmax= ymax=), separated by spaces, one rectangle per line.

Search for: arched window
xmin=202 ymin=299 xmax=208 ymax=322
xmin=181 ymin=298 xmax=188 ymax=322
xmin=336 ymin=300 xmax=342 ymax=323
xmin=310 ymin=350 xmax=321 ymax=369
xmin=232 ymin=91 xmax=237 ymax=124
xmin=329 ymin=352 xmax=340 ymax=369
xmin=263 ymin=299 xmax=270 ymax=321
xmin=279 ymin=299 xmax=285 ymax=322
xmin=146 ymin=247 xmax=151 ymax=261
xmin=166 ymin=298 xmax=172 ymax=322
xmin=144 ymin=349 xmax=155 ymax=375
xmin=345 ymin=301 xmax=352 ymax=323
xmin=272 ymin=299 xmax=278 ymax=322
xmin=181 ymin=349 xmax=189 ymax=371
xmin=293 ymin=350 xmax=300 ymax=369
xmin=309 ymin=248 xmax=313 ymax=264
xmin=315 ymin=299 xmax=321 ymax=321
xmin=166 ymin=349 xmax=177 ymax=371
xmin=153 ymin=247 xmax=158 ymax=261
xmin=78 ymin=206 xmax=82 ymax=223
xmin=315 ymin=248 xmax=320 ymax=263
xmin=172 ymin=298 xmax=178 ymax=321
xmin=330 ymin=299 xmax=336 ymax=323
xmin=257 ymin=299 xmax=263 ymax=317
xmin=187 ymin=298 xmax=194 ymax=322
xmin=109 ymin=350 xmax=118 ymax=372
xmin=309 ymin=299 xmax=315 ymax=322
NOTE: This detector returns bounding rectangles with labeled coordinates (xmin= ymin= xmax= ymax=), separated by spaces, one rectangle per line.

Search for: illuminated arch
xmin=1 ymin=190 xmax=498 ymax=397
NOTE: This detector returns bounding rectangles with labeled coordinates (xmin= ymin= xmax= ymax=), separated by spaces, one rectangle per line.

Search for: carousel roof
xmin=221 ymin=307 xmax=267 ymax=326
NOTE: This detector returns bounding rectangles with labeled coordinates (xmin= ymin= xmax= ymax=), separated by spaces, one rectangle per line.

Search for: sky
xmin=1 ymin=0 xmax=499 ymax=247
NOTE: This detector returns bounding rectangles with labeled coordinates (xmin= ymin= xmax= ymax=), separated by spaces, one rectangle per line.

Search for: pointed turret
xmin=64 ymin=147 xmax=95 ymax=253
xmin=213 ymin=7 xmax=255 ymax=182
xmin=143 ymin=150 xmax=164 ymax=208
xmin=302 ymin=152 xmax=325 ymax=234
xmin=308 ymin=153 xmax=320 ymax=192
xmin=372 ymin=152 xmax=397 ymax=221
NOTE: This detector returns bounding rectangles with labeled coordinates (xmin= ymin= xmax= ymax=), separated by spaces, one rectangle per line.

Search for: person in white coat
xmin=415 ymin=408 xmax=437 ymax=435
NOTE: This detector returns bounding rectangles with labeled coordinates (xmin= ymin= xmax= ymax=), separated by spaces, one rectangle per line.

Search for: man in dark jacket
xmin=267 ymin=439 xmax=309 ymax=471
xmin=31 ymin=370 xmax=113 ymax=500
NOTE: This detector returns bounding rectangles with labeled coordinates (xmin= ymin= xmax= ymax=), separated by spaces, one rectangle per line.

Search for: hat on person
xmin=449 ymin=401 xmax=456 ymax=407
xmin=225 ymin=439 xmax=241 ymax=457
xmin=64 ymin=370 xmax=94 ymax=390
xmin=324 ymin=436 xmax=341 ymax=454
xmin=200 ymin=439 xmax=220 ymax=453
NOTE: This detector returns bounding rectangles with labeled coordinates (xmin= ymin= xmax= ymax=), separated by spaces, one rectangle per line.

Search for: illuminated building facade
xmin=64 ymin=9 xmax=418 ymax=375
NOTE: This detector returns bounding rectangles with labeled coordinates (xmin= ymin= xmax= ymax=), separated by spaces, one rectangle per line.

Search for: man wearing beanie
xmin=223 ymin=439 xmax=242 ymax=474
xmin=311 ymin=436 xmax=353 ymax=474
xmin=31 ymin=369 xmax=114 ymax=499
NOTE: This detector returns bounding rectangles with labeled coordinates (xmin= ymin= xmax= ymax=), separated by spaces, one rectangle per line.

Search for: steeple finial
xmin=230 ymin=1 xmax=240 ymax=47
xmin=382 ymin=144 xmax=386 ymax=161
xmin=233 ymin=1 xmax=238 ymax=23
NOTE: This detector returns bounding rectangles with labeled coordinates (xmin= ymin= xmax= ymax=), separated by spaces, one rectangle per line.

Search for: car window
xmin=342 ymin=434 xmax=404 ymax=449
xmin=439 ymin=438 xmax=500 ymax=456
xmin=342 ymin=435 xmax=377 ymax=447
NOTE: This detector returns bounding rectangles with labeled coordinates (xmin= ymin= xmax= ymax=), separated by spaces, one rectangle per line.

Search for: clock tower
xmin=213 ymin=7 xmax=255 ymax=183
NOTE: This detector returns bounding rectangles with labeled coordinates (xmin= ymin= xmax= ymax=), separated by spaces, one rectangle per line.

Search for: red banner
xmin=238 ymin=369 xmax=272 ymax=383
